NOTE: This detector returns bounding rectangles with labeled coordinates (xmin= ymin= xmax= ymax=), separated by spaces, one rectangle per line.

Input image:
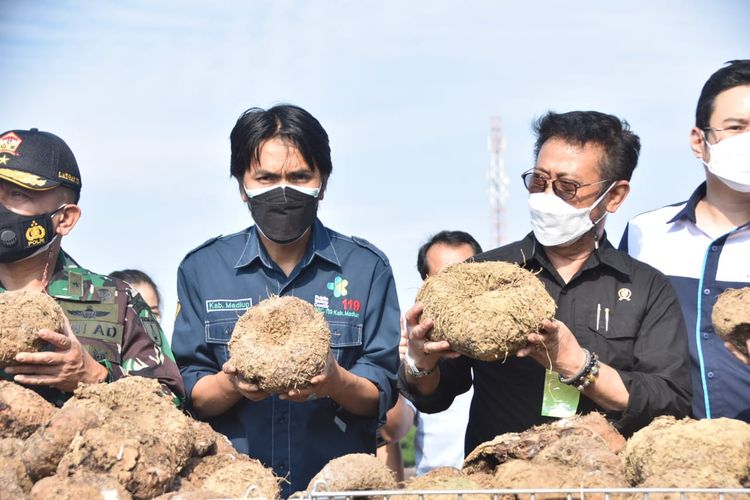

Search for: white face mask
xmin=702 ymin=131 xmax=750 ymax=193
xmin=528 ymin=183 xmax=614 ymax=247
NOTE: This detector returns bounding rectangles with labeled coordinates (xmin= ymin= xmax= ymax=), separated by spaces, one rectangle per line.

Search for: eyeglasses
xmin=521 ymin=170 xmax=611 ymax=201
xmin=703 ymin=124 xmax=749 ymax=140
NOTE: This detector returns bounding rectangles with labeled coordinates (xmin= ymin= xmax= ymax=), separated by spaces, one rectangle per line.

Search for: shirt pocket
xmin=584 ymin=303 xmax=638 ymax=370
xmin=329 ymin=321 xmax=363 ymax=369
xmin=204 ymin=317 xmax=238 ymax=365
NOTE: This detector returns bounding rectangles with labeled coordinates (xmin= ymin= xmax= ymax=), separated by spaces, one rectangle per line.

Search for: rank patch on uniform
xmin=206 ymin=298 xmax=252 ymax=312
xmin=68 ymin=272 xmax=84 ymax=297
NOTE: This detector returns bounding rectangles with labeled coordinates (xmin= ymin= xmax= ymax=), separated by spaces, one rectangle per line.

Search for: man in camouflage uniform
xmin=0 ymin=128 xmax=184 ymax=405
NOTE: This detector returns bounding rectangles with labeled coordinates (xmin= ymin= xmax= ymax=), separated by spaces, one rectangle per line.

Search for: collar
xmin=234 ymin=218 xmax=341 ymax=270
xmin=665 ymin=182 xmax=750 ymax=232
xmin=667 ymin=182 xmax=706 ymax=224
xmin=521 ymin=231 xmax=632 ymax=278
xmin=0 ymin=249 xmax=79 ymax=293
xmin=57 ymin=250 xmax=80 ymax=272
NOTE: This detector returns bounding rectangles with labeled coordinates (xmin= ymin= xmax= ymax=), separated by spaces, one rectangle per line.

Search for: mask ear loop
xmin=592 ymin=210 xmax=608 ymax=250
xmin=699 ymin=130 xmax=715 ymax=170
xmin=591 ymin=182 xmax=617 ymax=250
xmin=40 ymin=204 xmax=68 ymax=292
xmin=40 ymin=238 xmax=56 ymax=292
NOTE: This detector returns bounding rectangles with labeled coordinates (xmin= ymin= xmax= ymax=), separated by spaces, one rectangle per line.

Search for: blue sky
xmin=2 ymin=1 xmax=748 ymax=334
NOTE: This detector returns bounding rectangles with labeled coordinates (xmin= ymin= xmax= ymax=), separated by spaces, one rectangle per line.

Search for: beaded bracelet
xmin=558 ymin=348 xmax=601 ymax=391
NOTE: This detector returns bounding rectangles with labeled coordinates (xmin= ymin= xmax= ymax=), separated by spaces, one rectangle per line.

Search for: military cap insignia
xmin=0 ymin=132 xmax=22 ymax=156
xmin=0 ymin=168 xmax=48 ymax=187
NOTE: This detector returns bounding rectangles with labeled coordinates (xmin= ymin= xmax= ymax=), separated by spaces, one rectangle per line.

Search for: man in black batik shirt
xmin=400 ymin=111 xmax=691 ymax=456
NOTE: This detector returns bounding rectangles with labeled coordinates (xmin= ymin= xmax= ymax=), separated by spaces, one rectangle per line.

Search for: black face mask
xmin=0 ymin=204 xmax=61 ymax=263
xmin=247 ymin=186 xmax=319 ymax=245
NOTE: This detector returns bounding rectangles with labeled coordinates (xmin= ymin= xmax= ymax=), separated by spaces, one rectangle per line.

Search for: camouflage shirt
xmin=0 ymin=250 xmax=185 ymax=406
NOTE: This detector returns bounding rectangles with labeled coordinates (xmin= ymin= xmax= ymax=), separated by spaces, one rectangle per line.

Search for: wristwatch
xmin=404 ymin=353 xmax=437 ymax=378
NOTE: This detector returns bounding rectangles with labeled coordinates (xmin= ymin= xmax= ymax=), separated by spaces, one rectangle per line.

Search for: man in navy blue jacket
xmin=171 ymin=104 xmax=400 ymax=497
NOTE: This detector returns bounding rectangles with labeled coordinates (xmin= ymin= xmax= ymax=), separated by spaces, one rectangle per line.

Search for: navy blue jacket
xmin=172 ymin=219 xmax=400 ymax=497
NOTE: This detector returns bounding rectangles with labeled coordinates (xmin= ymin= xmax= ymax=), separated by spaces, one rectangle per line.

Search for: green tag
xmin=541 ymin=370 xmax=580 ymax=418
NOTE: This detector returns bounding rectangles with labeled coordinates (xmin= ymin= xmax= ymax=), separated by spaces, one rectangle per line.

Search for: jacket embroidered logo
xmin=327 ymin=276 xmax=349 ymax=298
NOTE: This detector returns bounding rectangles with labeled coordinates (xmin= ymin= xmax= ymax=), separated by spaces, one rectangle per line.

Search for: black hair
xmin=416 ymin=230 xmax=483 ymax=280
xmin=109 ymin=269 xmax=160 ymax=305
xmin=532 ymin=111 xmax=641 ymax=183
xmin=695 ymin=60 xmax=750 ymax=129
xmin=59 ymin=185 xmax=80 ymax=204
xmin=229 ymin=104 xmax=333 ymax=189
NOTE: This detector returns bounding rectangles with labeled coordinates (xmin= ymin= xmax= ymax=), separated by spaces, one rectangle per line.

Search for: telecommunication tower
xmin=488 ymin=116 xmax=509 ymax=246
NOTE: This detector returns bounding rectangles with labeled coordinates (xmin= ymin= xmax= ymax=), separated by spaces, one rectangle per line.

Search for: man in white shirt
xmin=621 ymin=60 xmax=750 ymax=421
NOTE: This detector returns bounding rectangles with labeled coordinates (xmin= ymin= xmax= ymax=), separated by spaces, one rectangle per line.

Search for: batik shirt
xmin=401 ymin=233 xmax=691 ymax=455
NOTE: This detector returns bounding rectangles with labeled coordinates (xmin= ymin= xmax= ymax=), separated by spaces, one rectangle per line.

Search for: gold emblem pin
xmin=618 ymin=288 xmax=632 ymax=302
xmin=25 ymin=221 xmax=46 ymax=245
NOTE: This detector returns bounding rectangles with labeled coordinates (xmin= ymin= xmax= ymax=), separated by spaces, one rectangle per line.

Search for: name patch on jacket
xmin=206 ymin=298 xmax=252 ymax=313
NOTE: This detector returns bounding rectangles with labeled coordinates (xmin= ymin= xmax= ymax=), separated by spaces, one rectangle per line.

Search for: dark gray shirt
xmin=400 ymin=233 xmax=692 ymax=456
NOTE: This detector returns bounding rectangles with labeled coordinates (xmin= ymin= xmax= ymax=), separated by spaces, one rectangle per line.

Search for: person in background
xmin=110 ymin=269 xmax=162 ymax=321
xmin=171 ymin=104 xmax=400 ymax=497
xmin=621 ymin=60 xmax=750 ymax=419
xmin=378 ymin=231 xmax=481 ymax=479
xmin=382 ymin=231 xmax=482 ymax=476
xmin=0 ymin=128 xmax=184 ymax=405
xmin=376 ymin=325 xmax=412 ymax=482
xmin=400 ymin=111 xmax=692 ymax=457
